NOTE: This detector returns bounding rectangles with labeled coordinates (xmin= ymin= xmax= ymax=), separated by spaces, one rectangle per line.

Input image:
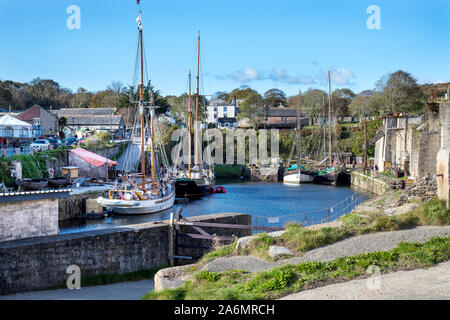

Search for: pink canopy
xmin=70 ymin=148 xmax=118 ymax=168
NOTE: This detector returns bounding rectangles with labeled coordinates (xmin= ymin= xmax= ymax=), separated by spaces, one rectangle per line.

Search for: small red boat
xmin=213 ymin=186 xmax=226 ymax=194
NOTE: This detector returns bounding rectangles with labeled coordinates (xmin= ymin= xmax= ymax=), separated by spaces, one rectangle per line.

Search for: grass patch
xmin=201 ymin=243 xmax=236 ymax=263
xmin=145 ymin=236 xmax=450 ymax=300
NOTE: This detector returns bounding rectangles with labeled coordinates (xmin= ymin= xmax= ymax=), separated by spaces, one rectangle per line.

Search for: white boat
xmin=97 ymin=5 xmax=175 ymax=215
xmin=283 ymin=172 xmax=314 ymax=184
xmin=97 ymin=188 xmax=175 ymax=215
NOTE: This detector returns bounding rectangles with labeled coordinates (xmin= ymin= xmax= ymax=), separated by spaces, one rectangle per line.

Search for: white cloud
xmin=220 ymin=66 xmax=355 ymax=87
xmin=229 ymin=66 xmax=263 ymax=82
xmin=316 ymin=68 xmax=356 ymax=86
xmin=269 ymin=68 xmax=315 ymax=85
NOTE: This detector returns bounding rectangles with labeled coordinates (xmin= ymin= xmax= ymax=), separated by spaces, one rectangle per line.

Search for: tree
xmin=107 ymin=81 xmax=125 ymax=108
xmin=348 ymin=92 xmax=384 ymax=119
xmin=331 ymin=88 xmax=355 ymax=117
xmin=292 ymin=89 xmax=327 ymax=121
xmin=376 ymin=70 xmax=426 ymax=115
xmin=168 ymin=93 xmax=207 ymax=124
xmin=238 ymin=92 xmax=264 ymax=128
xmin=229 ymin=87 xmax=259 ymax=101
xmin=264 ymin=88 xmax=287 ymax=108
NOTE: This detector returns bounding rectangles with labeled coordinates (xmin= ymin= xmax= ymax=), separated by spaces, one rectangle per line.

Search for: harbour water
xmin=60 ymin=181 xmax=371 ymax=234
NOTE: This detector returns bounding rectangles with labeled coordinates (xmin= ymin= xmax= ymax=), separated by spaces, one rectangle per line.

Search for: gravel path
xmin=0 ymin=280 xmax=154 ymax=300
xmin=280 ymin=261 xmax=450 ymax=300
xmin=205 ymin=226 xmax=450 ymax=272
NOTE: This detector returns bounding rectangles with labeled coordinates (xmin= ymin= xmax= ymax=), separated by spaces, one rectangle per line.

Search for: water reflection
xmin=60 ymin=181 xmax=371 ymax=234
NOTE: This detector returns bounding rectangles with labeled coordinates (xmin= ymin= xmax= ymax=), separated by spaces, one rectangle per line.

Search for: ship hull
xmin=97 ymin=190 xmax=175 ymax=215
xmin=175 ymin=178 xmax=215 ymax=198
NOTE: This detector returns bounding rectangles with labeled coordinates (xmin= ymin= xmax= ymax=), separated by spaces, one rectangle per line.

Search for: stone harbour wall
xmin=351 ymin=171 xmax=388 ymax=195
xmin=0 ymin=213 xmax=251 ymax=295
xmin=0 ymin=199 xmax=59 ymax=243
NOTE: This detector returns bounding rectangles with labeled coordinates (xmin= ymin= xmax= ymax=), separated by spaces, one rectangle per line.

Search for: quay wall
xmin=351 ymin=171 xmax=388 ymax=195
xmin=0 ymin=199 xmax=59 ymax=243
xmin=0 ymin=213 xmax=251 ymax=295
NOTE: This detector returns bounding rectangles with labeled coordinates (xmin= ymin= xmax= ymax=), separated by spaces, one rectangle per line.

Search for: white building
xmin=206 ymin=99 xmax=239 ymax=128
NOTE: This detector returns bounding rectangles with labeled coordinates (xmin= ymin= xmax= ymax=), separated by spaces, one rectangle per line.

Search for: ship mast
xmin=138 ymin=11 xmax=146 ymax=192
xmin=194 ymin=31 xmax=200 ymax=166
xmin=188 ymin=70 xmax=192 ymax=179
xmin=297 ymin=90 xmax=302 ymax=183
xmin=328 ymin=66 xmax=333 ymax=167
xmin=150 ymin=91 xmax=156 ymax=187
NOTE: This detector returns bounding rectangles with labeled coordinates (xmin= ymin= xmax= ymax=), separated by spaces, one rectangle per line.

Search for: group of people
xmin=0 ymin=138 xmax=20 ymax=149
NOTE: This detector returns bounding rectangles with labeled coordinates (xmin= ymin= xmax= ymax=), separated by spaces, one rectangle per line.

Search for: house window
xmin=33 ymin=118 xmax=40 ymax=126
xmin=224 ymin=107 xmax=227 ymax=113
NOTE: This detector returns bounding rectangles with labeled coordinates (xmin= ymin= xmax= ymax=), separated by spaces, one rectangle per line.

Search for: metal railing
xmin=252 ymin=192 xmax=368 ymax=232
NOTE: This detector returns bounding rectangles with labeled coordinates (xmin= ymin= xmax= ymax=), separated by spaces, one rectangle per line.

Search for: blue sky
xmin=0 ymin=0 xmax=449 ymax=97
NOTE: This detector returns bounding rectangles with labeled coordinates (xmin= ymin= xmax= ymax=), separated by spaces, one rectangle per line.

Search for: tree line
xmin=1 ymin=70 xmax=446 ymax=124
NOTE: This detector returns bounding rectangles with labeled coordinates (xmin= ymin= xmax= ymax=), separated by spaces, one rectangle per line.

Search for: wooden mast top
xmin=138 ymin=11 xmax=146 ymax=192
xmin=194 ymin=31 xmax=200 ymax=166
xmin=328 ymin=66 xmax=332 ymax=167
xmin=188 ymin=70 xmax=192 ymax=179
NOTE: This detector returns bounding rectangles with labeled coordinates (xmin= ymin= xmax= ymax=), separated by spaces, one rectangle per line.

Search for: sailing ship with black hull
xmin=174 ymin=31 xmax=215 ymax=198
xmin=97 ymin=4 xmax=175 ymax=214
xmin=315 ymin=66 xmax=350 ymax=186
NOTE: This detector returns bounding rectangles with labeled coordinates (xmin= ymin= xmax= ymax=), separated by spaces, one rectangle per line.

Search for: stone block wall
xmin=438 ymin=102 xmax=450 ymax=208
xmin=0 ymin=213 xmax=251 ymax=295
xmin=350 ymin=171 xmax=388 ymax=195
xmin=0 ymin=199 xmax=59 ymax=243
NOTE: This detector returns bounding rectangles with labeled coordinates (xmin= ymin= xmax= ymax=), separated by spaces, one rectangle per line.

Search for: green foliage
xmin=197 ymin=271 xmax=222 ymax=282
xmin=214 ymin=165 xmax=248 ymax=179
xmin=201 ymin=243 xmax=236 ymax=262
xmin=414 ymin=199 xmax=450 ymax=226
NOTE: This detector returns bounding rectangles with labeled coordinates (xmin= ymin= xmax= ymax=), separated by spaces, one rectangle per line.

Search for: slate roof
xmin=68 ymin=115 xmax=124 ymax=126
xmin=267 ymin=108 xmax=298 ymax=117
xmin=52 ymin=108 xmax=116 ymax=117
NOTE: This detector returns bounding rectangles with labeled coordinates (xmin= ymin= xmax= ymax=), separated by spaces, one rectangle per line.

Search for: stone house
xmin=51 ymin=108 xmax=125 ymax=138
xmin=374 ymin=112 xmax=440 ymax=180
xmin=16 ymin=104 xmax=58 ymax=137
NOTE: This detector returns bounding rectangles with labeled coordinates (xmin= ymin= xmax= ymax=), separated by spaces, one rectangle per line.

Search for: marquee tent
xmin=0 ymin=115 xmax=33 ymax=138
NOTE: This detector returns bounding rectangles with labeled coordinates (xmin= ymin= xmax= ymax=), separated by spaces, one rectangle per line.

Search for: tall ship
xmin=97 ymin=3 xmax=175 ymax=214
xmin=174 ymin=31 xmax=216 ymax=198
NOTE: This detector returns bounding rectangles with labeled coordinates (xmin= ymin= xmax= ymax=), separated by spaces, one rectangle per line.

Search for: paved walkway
xmin=0 ymin=280 xmax=154 ymax=300
xmin=280 ymin=261 xmax=450 ymax=300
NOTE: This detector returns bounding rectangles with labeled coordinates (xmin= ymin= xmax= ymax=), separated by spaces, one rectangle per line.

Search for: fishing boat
xmin=283 ymin=90 xmax=315 ymax=184
xmin=174 ymin=32 xmax=215 ymax=198
xmin=16 ymin=179 xmax=48 ymax=191
xmin=97 ymin=4 xmax=175 ymax=215
xmin=48 ymin=177 xmax=70 ymax=188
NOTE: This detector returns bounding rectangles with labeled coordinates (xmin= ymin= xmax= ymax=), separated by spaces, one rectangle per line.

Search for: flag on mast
xmin=136 ymin=12 xmax=142 ymax=30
